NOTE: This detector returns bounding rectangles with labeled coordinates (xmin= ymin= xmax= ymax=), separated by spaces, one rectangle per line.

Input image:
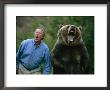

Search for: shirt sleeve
xmin=16 ymin=41 xmax=25 ymax=70
xmin=43 ymin=48 xmax=52 ymax=74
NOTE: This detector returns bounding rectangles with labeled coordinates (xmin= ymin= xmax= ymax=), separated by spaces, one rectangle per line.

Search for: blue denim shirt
xmin=16 ymin=39 xmax=51 ymax=74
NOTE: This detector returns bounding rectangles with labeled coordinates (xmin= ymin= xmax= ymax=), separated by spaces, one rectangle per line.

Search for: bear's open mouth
xmin=67 ymin=29 xmax=76 ymax=42
xmin=67 ymin=34 xmax=76 ymax=46
xmin=67 ymin=35 xmax=75 ymax=42
xmin=67 ymin=28 xmax=76 ymax=45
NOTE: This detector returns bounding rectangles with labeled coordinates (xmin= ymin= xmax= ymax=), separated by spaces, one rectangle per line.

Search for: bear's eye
xmin=62 ymin=28 xmax=67 ymax=32
xmin=67 ymin=26 xmax=69 ymax=29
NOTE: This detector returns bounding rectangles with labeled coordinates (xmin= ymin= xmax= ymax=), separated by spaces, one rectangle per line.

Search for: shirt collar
xmin=32 ymin=39 xmax=41 ymax=47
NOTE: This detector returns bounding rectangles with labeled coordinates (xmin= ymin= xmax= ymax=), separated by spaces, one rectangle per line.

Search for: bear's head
xmin=57 ymin=24 xmax=83 ymax=46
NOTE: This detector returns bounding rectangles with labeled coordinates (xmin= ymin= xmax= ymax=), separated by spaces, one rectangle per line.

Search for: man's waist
xmin=20 ymin=62 xmax=40 ymax=71
xmin=19 ymin=63 xmax=41 ymax=74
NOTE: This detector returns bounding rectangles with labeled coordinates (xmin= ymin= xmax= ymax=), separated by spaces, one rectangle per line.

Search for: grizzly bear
xmin=51 ymin=24 xmax=89 ymax=74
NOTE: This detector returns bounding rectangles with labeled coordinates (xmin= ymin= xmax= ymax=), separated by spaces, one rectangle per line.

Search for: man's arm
xmin=43 ymin=48 xmax=52 ymax=74
xmin=16 ymin=41 xmax=25 ymax=74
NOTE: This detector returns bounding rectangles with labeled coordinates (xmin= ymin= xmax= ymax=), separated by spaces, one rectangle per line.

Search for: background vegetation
xmin=16 ymin=16 xmax=94 ymax=74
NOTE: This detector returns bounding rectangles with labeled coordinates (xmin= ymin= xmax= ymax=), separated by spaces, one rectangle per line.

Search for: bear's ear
xmin=78 ymin=25 xmax=82 ymax=30
xmin=59 ymin=24 xmax=63 ymax=29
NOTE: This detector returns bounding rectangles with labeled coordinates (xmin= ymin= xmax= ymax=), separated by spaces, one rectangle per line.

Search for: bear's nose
xmin=71 ymin=25 xmax=75 ymax=29
xmin=70 ymin=28 xmax=75 ymax=33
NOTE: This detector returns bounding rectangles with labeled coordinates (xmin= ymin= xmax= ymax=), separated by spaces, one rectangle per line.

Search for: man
xmin=16 ymin=27 xmax=51 ymax=74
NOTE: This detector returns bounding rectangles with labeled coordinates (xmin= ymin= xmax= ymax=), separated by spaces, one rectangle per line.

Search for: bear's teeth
xmin=68 ymin=35 xmax=74 ymax=41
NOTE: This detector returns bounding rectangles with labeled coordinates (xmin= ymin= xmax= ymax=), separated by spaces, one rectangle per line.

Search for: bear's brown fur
xmin=51 ymin=24 xmax=89 ymax=74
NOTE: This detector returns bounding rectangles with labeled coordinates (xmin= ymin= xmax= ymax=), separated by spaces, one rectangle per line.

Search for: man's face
xmin=34 ymin=29 xmax=43 ymax=42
